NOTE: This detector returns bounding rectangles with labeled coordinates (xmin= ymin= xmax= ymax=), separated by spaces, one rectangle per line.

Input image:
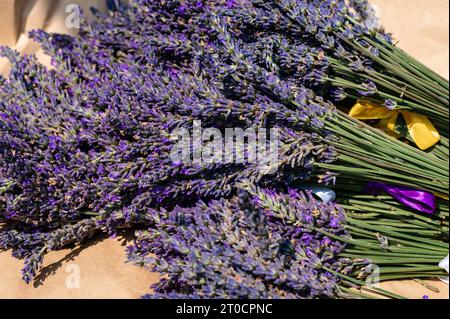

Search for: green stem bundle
xmin=329 ymin=21 xmax=449 ymax=137
xmin=331 ymin=187 xmax=448 ymax=282
xmin=317 ymin=111 xmax=449 ymax=196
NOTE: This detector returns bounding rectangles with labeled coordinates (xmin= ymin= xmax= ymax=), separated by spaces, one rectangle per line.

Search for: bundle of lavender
xmin=127 ymin=186 xmax=404 ymax=299
xmin=207 ymin=16 xmax=448 ymax=195
xmin=255 ymin=0 xmax=447 ymax=129
xmin=0 ymin=0 xmax=448 ymax=298
xmin=221 ymin=0 xmax=449 ymax=153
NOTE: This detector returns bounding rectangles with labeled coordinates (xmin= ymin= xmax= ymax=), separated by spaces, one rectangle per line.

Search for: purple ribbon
xmin=365 ymin=182 xmax=436 ymax=214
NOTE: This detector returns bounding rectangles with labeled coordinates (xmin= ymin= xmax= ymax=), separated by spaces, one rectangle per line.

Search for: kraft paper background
xmin=0 ymin=0 xmax=449 ymax=299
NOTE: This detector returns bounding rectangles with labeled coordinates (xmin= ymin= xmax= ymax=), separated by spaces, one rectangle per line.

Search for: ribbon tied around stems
xmin=349 ymin=100 xmax=440 ymax=151
xmin=365 ymin=182 xmax=436 ymax=214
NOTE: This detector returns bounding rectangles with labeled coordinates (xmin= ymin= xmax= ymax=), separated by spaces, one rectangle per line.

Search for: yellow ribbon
xmin=349 ymin=100 xmax=441 ymax=151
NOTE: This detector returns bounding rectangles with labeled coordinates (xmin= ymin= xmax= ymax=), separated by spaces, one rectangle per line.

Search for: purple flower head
xmin=357 ymin=80 xmax=377 ymax=96
xmin=127 ymin=187 xmax=350 ymax=298
xmin=384 ymin=99 xmax=397 ymax=111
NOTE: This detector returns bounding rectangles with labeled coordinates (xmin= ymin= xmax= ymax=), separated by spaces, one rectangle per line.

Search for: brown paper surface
xmin=0 ymin=233 xmax=159 ymax=298
xmin=0 ymin=0 xmax=449 ymax=299
xmin=371 ymin=0 xmax=449 ymax=79
xmin=0 ymin=0 xmax=21 ymax=47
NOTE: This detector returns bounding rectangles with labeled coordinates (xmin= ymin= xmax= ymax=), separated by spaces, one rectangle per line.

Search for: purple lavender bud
xmin=357 ymin=80 xmax=378 ymax=96
xmin=384 ymin=99 xmax=397 ymax=111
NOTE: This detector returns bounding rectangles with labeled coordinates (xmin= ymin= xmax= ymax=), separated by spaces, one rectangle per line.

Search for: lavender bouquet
xmin=0 ymin=0 xmax=448 ymax=298
xmin=219 ymin=0 xmax=449 ymax=157
xmin=127 ymin=186 xmax=404 ymax=299
xmin=235 ymin=0 xmax=448 ymax=132
xmin=207 ymin=15 xmax=448 ymax=195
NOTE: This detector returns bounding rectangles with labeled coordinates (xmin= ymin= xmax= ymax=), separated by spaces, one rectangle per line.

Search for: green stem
xmin=322 ymin=266 xmax=407 ymax=299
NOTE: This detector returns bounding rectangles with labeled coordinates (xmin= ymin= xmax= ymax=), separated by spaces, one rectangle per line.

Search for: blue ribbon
xmin=299 ymin=185 xmax=336 ymax=204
